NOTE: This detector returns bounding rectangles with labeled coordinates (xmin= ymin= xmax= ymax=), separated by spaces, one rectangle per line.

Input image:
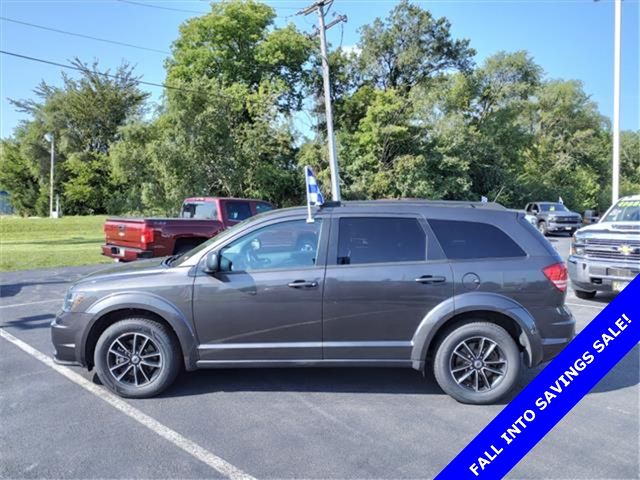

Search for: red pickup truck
xmin=102 ymin=197 xmax=273 ymax=261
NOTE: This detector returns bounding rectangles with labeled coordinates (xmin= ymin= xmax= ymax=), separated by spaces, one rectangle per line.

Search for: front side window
xmin=225 ymin=201 xmax=253 ymax=221
xmin=337 ymin=217 xmax=426 ymax=265
xmin=429 ymin=219 xmax=525 ymax=260
xmin=220 ymin=219 xmax=323 ymax=272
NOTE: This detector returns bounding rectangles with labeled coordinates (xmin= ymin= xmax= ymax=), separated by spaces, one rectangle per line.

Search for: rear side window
xmin=181 ymin=202 xmax=217 ymax=219
xmin=429 ymin=219 xmax=525 ymax=259
xmin=337 ymin=217 xmax=426 ymax=265
xmin=225 ymin=201 xmax=253 ymax=221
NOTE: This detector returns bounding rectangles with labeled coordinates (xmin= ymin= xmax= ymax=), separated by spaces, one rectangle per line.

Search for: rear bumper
xmin=568 ymin=255 xmax=639 ymax=292
xmin=101 ymin=244 xmax=153 ymax=262
xmin=536 ymin=305 xmax=576 ymax=364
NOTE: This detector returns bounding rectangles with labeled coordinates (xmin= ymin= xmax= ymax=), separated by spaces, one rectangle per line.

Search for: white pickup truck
xmin=568 ymin=195 xmax=640 ymax=298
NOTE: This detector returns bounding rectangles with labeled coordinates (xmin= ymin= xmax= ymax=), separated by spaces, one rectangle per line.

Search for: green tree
xmin=620 ymin=130 xmax=640 ymax=198
xmin=167 ymin=0 xmax=313 ymax=112
xmin=3 ymin=60 xmax=148 ymax=215
xmin=0 ymin=138 xmax=41 ymax=216
xmin=357 ymin=0 xmax=475 ymax=91
xmin=518 ymin=80 xmax=610 ymax=211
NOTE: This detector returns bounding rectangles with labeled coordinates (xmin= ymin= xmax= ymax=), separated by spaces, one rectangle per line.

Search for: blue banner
xmin=436 ymin=276 xmax=640 ymax=479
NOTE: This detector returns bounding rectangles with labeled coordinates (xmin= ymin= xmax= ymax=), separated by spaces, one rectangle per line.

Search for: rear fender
xmin=410 ymin=292 xmax=543 ymax=370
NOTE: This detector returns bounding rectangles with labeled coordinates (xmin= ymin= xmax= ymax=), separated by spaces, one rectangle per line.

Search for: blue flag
xmin=305 ymin=166 xmax=324 ymax=206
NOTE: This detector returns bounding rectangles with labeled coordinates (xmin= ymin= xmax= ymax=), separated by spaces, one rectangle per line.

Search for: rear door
xmin=322 ymin=214 xmax=453 ymax=361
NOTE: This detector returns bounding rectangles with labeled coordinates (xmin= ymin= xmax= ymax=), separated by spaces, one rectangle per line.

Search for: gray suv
xmin=52 ymin=201 xmax=575 ymax=404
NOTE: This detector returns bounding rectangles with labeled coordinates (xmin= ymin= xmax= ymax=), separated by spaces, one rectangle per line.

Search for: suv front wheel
xmin=433 ymin=322 xmax=521 ymax=404
xmin=94 ymin=318 xmax=181 ymax=398
xmin=538 ymin=221 xmax=548 ymax=236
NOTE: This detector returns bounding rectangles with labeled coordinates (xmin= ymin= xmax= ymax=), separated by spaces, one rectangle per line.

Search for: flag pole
xmin=305 ymin=166 xmax=314 ymax=223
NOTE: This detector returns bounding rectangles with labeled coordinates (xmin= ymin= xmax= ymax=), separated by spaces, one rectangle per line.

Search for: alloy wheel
xmin=107 ymin=333 xmax=163 ymax=387
xmin=449 ymin=336 xmax=507 ymax=392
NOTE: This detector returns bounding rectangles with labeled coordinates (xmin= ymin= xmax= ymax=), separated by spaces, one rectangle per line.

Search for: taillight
xmin=543 ymin=263 xmax=568 ymax=292
xmin=140 ymin=227 xmax=154 ymax=245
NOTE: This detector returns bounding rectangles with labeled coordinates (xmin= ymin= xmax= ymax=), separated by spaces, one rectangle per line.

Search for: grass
xmin=0 ymin=216 xmax=112 ymax=272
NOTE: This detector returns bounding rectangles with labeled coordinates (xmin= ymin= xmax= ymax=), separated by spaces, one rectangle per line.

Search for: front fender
xmin=410 ymin=292 xmax=543 ymax=370
xmin=83 ymin=292 xmax=199 ymax=370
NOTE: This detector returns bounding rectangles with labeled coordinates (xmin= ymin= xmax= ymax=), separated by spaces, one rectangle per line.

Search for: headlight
xmin=570 ymin=234 xmax=586 ymax=256
xmin=62 ymin=289 xmax=85 ymax=312
xmin=548 ymin=215 xmax=557 ymax=221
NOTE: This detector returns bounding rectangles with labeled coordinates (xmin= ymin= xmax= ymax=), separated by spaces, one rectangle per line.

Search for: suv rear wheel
xmin=433 ymin=322 xmax=521 ymax=404
xmin=94 ymin=318 xmax=181 ymax=398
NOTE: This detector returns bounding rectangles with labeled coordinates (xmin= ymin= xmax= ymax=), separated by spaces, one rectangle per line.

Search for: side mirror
xmin=203 ymin=251 xmax=219 ymax=274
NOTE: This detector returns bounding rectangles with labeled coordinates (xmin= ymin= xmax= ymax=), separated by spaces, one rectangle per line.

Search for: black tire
xmin=575 ymin=289 xmax=596 ymax=300
xmin=433 ymin=322 xmax=521 ymax=405
xmin=94 ymin=318 xmax=181 ymax=398
xmin=538 ymin=221 xmax=548 ymax=236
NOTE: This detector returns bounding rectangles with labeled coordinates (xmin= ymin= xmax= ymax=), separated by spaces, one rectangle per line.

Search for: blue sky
xmin=1 ymin=0 xmax=638 ymax=139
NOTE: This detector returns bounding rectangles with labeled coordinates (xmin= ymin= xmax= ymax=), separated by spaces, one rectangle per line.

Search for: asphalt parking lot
xmin=1 ymin=236 xmax=638 ymax=479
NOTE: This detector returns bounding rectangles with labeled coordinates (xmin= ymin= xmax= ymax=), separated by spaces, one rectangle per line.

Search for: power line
xmin=0 ymin=17 xmax=170 ymax=55
xmin=116 ymin=0 xmax=207 ymax=14
xmin=0 ymin=50 xmax=199 ymax=93
xmin=116 ymin=0 xmax=300 ymax=14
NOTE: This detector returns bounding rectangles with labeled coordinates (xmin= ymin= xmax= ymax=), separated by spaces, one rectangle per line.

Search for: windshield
xmin=540 ymin=203 xmax=568 ymax=212
xmin=181 ymin=201 xmax=217 ymax=219
xmin=170 ymin=211 xmax=273 ymax=266
xmin=602 ymin=199 xmax=640 ymax=222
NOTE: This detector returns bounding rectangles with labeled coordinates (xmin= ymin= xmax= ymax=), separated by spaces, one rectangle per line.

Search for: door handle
xmin=287 ymin=280 xmax=318 ymax=289
xmin=415 ymin=275 xmax=446 ymax=284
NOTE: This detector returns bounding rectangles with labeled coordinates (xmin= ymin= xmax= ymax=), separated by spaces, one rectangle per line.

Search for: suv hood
xmin=73 ymin=258 xmax=168 ymax=289
xmin=549 ymin=211 xmax=581 ymax=218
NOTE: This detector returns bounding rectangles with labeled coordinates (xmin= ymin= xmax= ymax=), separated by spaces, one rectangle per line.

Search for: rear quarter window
xmin=429 ymin=219 xmax=526 ymax=260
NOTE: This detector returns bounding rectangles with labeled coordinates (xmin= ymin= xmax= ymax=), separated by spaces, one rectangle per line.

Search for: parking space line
xmin=0 ymin=328 xmax=256 ymax=480
xmin=0 ymin=299 xmax=61 ymax=309
xmin=565 ymin=302 xmax=605 ymax=310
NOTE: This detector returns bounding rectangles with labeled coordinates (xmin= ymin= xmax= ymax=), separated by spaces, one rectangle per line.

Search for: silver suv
xmin=52 ymin=200 xmax=575 ymax=404
xmin=568 ymin=195 xmax=640 ymax=299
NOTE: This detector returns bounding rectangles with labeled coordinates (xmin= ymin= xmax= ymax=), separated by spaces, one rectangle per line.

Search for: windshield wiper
xmin=164 ymin=253 xmax=184 ymax=266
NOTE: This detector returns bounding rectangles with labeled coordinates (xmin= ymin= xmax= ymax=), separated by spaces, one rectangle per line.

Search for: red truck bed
xmin=102 ymin=217 xmax=225 ymax=261
xmin=102 ymin=197 xmax=273 ymax=261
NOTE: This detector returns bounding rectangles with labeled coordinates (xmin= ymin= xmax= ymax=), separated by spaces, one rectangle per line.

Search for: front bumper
xmin=101 ymin=244 xmax=153 ymax=262
xmin=547 ymin=221 xmax=582 ymax=232
xmin=51 ymin=311 xmax=93 ymax=367
xmin=568 ymin=255 xmax=639 ymax=293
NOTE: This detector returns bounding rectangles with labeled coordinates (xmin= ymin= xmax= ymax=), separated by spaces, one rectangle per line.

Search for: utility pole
xmin=298 ymin=0 xmax=346 ymax=202
xmin=612 ymin=0 xmax=622 ymax=204
xmin=44 ymin=133 xmax=55 ymax=217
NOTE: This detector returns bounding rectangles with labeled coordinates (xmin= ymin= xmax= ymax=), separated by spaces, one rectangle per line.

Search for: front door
xmin=322 ymin=215 xmax=453 ymax=361
xmin=192 ymin=217 xmax=328 ymax=363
